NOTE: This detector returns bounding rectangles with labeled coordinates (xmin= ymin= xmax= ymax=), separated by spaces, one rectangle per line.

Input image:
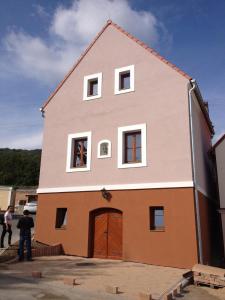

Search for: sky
xmin=0 ymin=0 xmax=224 ymax=149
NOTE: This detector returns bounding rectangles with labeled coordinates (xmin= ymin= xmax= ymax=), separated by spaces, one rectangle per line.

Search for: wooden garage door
xmin=92 ymin=208 xmax=122 ymax=259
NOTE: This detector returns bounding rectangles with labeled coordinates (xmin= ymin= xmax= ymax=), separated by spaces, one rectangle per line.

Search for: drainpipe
xmin=188 ymin=79 xmax=203 ymax=264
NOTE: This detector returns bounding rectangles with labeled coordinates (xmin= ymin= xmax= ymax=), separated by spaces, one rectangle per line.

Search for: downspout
xmin=188 ymin=79 xmax=203 ymax=264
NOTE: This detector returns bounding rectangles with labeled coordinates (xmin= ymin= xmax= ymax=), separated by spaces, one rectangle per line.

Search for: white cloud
xmin=0 ymin=0 xmax=167 ymax=85
xmin=0 ymin=131 xmax=43 ymax=150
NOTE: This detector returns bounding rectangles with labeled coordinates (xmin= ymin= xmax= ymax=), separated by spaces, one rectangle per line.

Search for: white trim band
xmin=37 ymin=181 xmax=194 ymax=194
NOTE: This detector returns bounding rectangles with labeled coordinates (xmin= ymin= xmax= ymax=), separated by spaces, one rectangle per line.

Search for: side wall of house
xmin=35 ymin=188 xmax=198 ymax=269
xmin=191 ymin=92 xmax=213 ymax=197
xmin=215 ymin=138 xmax=225 ymax=258
xmin=216 ymin=139 xmax=225 ymax=208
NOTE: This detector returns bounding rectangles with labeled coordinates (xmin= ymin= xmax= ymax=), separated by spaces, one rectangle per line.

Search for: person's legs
xmin=1 ymin=224 xmax=7 ymax=248
xmin=7 ymin=224 xmax=12 ymax=246
xmin=18 ymin=235 xmax=25 ymax=261
xmin=25 ymin=235 xmax=32 ymax=261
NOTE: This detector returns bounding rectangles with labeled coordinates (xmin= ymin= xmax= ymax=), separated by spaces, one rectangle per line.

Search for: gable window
xmin=118 ymin=124 xmax=146 ymax=168
xmin=83 ymin=72 xmax=102 ymax=101
xmin=97 ymin=140 xmax=111 ymax=158
xmin=55 ymin=208 xmax=67 ymax=229
xmin=66 ymin=131 xmax=92 ymax=172
xmin=88 ymin=79 xmax=98 ymax=96
xmin=120 ymin=71 xmax=130 ymax=90
xmin=115 ymin=65 xmax=134 ymax=95
xmin=150 ymin=207 xmax=165 ymax=231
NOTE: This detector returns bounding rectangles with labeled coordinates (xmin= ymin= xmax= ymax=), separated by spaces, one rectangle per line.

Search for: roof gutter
xmin=188 ymin=79 xmax=203 ymax=264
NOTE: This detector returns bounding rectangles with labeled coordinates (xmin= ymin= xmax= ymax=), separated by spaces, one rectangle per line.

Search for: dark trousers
xmin=18 ymin=235 xmax=32 ymax=260
xmin=1 ymin=224 xmax=12 ymax=247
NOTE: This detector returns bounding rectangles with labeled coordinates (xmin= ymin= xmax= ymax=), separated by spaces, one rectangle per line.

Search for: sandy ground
xmin=0 ymin=255 xmax=187 ymax=299
xmin=1 ymin=255 xmax=225 ymax=299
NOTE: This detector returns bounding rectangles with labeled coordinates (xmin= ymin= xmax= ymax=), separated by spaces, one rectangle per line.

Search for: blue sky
xmin=0 ymin=0 xmax=224 ymax=149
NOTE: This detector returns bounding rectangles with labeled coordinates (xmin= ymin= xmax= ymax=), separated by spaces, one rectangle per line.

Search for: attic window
xmin=115 ymin=65 xmax=134 ymax=95
xmin=120 ymin=71 xmax=130 ymax=90
xmin=83 ymin=72 xmax=102 ymax=101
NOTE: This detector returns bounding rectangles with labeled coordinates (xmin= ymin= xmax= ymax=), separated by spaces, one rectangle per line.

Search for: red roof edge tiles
xmin=213 ymin=133 xmax=225 ymax=149
xmin=42 ymin=20 xmax=191 ymax=109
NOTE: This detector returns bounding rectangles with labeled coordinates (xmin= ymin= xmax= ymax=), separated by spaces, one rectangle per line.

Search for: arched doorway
xmin=89 ymin=208 xmax=123 ymax=259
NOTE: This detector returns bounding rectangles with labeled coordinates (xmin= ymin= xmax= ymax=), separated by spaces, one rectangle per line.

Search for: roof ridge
xmin=42 ymin=20 xmax=191 ymax=109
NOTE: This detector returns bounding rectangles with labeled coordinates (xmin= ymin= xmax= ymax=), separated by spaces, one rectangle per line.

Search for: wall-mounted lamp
xmin=39 ymin=107 xmax=45 ymax=118
xmin=101 ymin=188 xmax=112 ymax=201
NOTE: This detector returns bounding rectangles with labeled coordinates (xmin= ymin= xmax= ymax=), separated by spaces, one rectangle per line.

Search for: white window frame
xmin=83 ymin=72 xmax=102 ymax=101
xmin=118 ymin=123 xmax=147 ymax=169
xmin=97 ymin=140 xmax=111 ymax=159
xmin=114 ymin=65 xmax=134 ymax=95
xmin=66 ymin=131 xmax=92 ymax=172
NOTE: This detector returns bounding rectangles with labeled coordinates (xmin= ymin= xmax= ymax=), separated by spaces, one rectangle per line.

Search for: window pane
xmin=55 ymin=208 xmax=67 ymax=228
xmin=100 ymin=142 xmax=108 ymax=156
xmin=73 ymin=138 xmax=87 ymax=167
xmin=136 ymin=133 xmax=141 ymax=148
xmin=120 ymin=72 xmax=130 ymax=90
xmin=88 ymin=79 xmax=98 ymax=96
xmin=126 ymin=134 xmax=133 ymax=148
xmin=155 ymin=215 xmax=164 ymax=227
xmin=136 ymin=147 xmax=141 ymax=161
xmin=150 ymin=207 xmax=164 ymax=230
xmin=126 ymin=148 xmax=133 ymax=162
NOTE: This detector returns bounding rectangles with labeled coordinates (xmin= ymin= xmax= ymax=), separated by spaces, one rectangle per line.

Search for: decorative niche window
xmin=83 ymin=72 xmax=102 ymax=100
xmin=66 ymin=132 xmax=92 ymax=172
xmin=97 ymin=140 xmax=111 ymax=158
xmin=55 ymin=208 xmax=67 ymax=229
xmin=150 ymin=207 xmax=165 ymax=231
xmin=118 ymin=124 xmax=146 ymax=168
xmin=114 ymin=65 xmax=134 ymax=95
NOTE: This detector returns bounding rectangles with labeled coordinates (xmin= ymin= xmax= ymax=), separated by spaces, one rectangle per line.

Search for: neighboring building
xmin=0 ymin=186 xmax=15 ymax=211
xmin=14 ymin=187 xmax=37 ymax=206
xmin=214 ymin=134 xmax=225 ymax=256
xmin=35 ymin=20 xmax=215 ymax=268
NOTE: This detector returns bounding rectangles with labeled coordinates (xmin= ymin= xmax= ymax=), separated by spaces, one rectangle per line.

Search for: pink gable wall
xmin=39 ymin=25 xmax=192 ymax=189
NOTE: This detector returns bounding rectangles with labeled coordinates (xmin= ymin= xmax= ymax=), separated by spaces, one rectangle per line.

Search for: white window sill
xmin=115 ymin=88 xmax=134 ymax=95
xmin=98 ymin=155 xmax=111 ymax=159
xmin=83 ymin=94 xmax=102 ymax=101
xmin=118 ymin=162 xmax=147 ymax=169
xmin=66 ymin=167 xmax=90 ymax=173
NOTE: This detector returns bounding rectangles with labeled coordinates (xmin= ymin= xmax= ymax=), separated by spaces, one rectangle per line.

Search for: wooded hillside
xmin=0 ymin=148 xmax=41 ymax=186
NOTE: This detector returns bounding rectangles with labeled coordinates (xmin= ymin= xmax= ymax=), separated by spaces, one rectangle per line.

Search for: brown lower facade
xmin=35 ymin=187 xmax=210 ymax=269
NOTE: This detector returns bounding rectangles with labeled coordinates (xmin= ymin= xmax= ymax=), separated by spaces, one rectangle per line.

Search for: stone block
xmin=139 ymin=292 xmax=152 ymax=300
xmin=105 ymin=286 xmax=119 ymax=294
xmin=63 ymin=277 xmax=76 ymax=286
xmin=32 ymin=271 xmax=42 ymax=278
